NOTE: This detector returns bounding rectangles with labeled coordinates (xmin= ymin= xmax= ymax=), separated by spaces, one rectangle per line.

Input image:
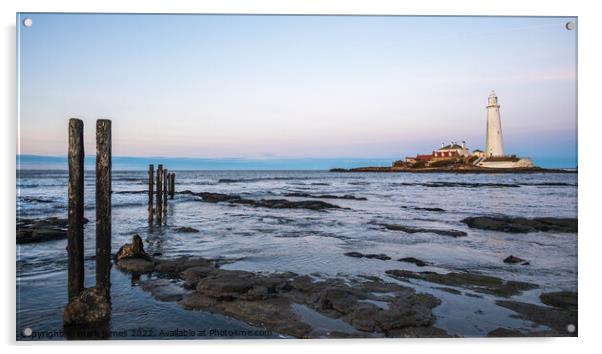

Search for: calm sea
xmin=16 ymin=170 xmax=578 ymax=339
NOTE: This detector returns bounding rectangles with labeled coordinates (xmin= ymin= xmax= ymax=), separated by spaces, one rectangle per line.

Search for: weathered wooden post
xmin=148 ymin=164 xmax=154 ymax=224
xmin=96 ymin=119 xmax=112 ymax=299
xmin=156 ymin=164 xmax=163 ymax=224
xmin=67 ymin=118 xmax=85 ymax=301
xmin=170 ymin=173 xmax=175 ymax=199
xmin=166 ymin=173 xmax=171 ymax=197
xmin=163 ymin=168 xmax=168 ymax=213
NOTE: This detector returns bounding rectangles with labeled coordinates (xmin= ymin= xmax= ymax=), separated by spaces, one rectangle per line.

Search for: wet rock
xmin=155 ymin=257 xmax=213 ymax=275
xmin=398 ymin=257 xmax=429 ymax=267
xmin=249 ymin=199 xmax=341 ymax=210
xmin=182 ymin=270 xmax=444 ymax=338
xmin=180 ymin=190 xmax=341 ymax=210
xmin=436 ymin=287 xmax=461 ymax=295
xmin=343 ymin=252 xmax=391 ymax=261
xmin=115 ymin=258 xmax=156 ymax=273
xmin=181 ymin=265 xmax=217 ymax=289
xmin=63 ymin=287 xmax=111 ymax=325
xmin=16 ymin=216 xmax=89 ymax=244
xmin=365 ymin=254 xmax=391 ymax=261
xmin=175 ymin=226 xmax=199 ymax=233
xmin=383 ymin=224 xmax=467 ymax=237
xmin=196 ymin=270 xmax=257 ymax=300
xmin=385 ymin=269 xmax=537 ymax=297
xmin=139 ymin=279 xmax=187 ymax=302
xmin=503 ymin=255 xmax=530 ymax=265
xmin=394 ymin=182 xmax=521 ymax=188
xmin=373 ymin=295 xmax=437 ymax=332
xmin=462 ymin=216 xmax=577 ymax=233
xmin=285 ymin=192 xmax=367 ymax=201
xmin=116 ymin=234 xmax=151 ymax=261
xmin=20 ymin=196 xmax=54 ymax=203
xmin=112 ymin=190 xmax=147 ymax=194
xmin=289 ymin=275 xmax=317 ymax=293
xmin=115 ymin=237 xmax=446 ymax=338
xmin=344 ymin=251 xmax=364 ymax=258
xmin=348 ymin=302 xmax=381 ymax=332
xmin=402 ymin=206 xmax=445 ymax=212
xmin=496 ymin=300 xmax=577 ymax=335
xmin=317 ymin=286 xmax=360 ymax=315
xmin=487 ymin=327 xmax=526 ymax=337
xmin=388 ymin=326 xmax=453 ymax=338
xmin=540 ymin=291 xmax=577 ymax=310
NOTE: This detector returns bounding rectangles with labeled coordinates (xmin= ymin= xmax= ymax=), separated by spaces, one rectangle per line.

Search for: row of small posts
xmin=147 ymin=164 xmax=175 ymax=225
xmin=66 ymin=118 xmax=112 ymax=306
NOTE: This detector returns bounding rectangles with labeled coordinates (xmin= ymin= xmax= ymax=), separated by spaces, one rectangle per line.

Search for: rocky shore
xmin=113 ymin=236 xmax=447 ymax=338
xmin=109 ymin=235 xmax=577 ymax=338
xmin=17 ymin=216 xmax=89 ymax=244
xmin=330 ymin=166 xmax=575 ymax=174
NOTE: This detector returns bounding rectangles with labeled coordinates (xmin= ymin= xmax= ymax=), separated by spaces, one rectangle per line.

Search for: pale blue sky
xmin=17 ymin=14 xmax=577 ymax=167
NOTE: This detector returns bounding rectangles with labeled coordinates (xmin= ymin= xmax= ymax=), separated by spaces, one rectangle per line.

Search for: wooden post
xmin=170 ymin=173 xmax=175 ymax=199
xmin=67 ymin=118 xmax=85 ymax=301
xmin=166 ymin=173 xmax=171 ymax=197
xmin=163 ymin=168 xmax=168 ymax=213
xmin=156 ymin=164 xmax=163 ymax=224
xmin=148 ymin=164 xmax=154 ymax=224
xmin=96 ymin=119 xmax=112 ymax=299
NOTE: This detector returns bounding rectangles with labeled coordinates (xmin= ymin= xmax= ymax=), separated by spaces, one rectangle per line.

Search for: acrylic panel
xmin=16 ymin=13 xmax=577 ymax=340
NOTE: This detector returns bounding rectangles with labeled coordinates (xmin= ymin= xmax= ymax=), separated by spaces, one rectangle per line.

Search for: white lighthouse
xmin=485 ymin=90 xmax=504 ymax=157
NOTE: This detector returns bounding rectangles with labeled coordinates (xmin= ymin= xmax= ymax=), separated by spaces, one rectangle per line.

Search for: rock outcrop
xmin=344 ymin=252 xmax=391 ymax=260
xmin=503 ymin=255 xmax=530 ymax=265
xmin=114 ymin=238 xmax=448 ymax=338
xmin=382 ymin=224 xmax=467 ymax=237
xmin=385 ymin=269 xmax=537 ymax=297
xmin=63 ymin=287 xmax=111 ymax=325
xmin=116 ymin=234 xmax=151 ymax=261
xmin=180 ymin=190 xmax=342 ymax=211
xmin=398 ymin=257 xmax=429 ymax=267
xmin=539 ymin=291 xmax=577 ymax=311
xmin=495 ymin=299 xmax=577 ymax=336
xmin=17 ymin=216 xmax=90 ymax=244
xmin=462 ymin=216 xmax=577 ymax=233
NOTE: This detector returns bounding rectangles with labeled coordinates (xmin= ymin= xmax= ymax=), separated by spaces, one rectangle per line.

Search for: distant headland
xmin=332 ymin=91 xmax=575 ymax=174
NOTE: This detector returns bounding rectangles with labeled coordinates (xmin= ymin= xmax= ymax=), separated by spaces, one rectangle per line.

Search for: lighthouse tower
xmin=485 ymin=90 xmax=504 ymax=157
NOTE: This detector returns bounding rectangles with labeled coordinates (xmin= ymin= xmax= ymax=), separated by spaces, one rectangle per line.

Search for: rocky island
xmin=332 ymin=92 xmax=576 ymax=174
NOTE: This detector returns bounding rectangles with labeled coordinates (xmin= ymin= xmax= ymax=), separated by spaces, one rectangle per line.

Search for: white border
xmin=2 ymin=1 xmax=600 ymax=353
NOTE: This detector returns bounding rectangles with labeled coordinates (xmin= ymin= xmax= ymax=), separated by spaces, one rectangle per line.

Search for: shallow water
xmin=16 ymin=170 xmax=578 ymax=339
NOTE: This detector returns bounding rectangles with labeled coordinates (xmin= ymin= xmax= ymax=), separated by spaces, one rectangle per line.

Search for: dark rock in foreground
xmin=182 ymin=270 xmax=443 ymax=338
xmin=486 ymin=327 xmax=526 ymax=337
xmin=495 ymin=299 xmax=577 ymax=336
xmin=385 ymin=269 xmax=537 ymax=297
xmin=17 ymin=216 xmax=90 ymax=244
xmin=180 ymin=190 xmax=341 ymax=211
xmin=116 ymin=234 xmax=151 ymax=261
xmin=382 ymin=224 xmax=467 ymax=237
xmin=462 ymin=216 xmax=577 ymax=233
xmin=540 ymin=291 xmax=577 ymax=311
xmin=115 ymin=238 xmax=447 ymax=338
xmin=63 ymin=287 xmax=111 ymax=325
